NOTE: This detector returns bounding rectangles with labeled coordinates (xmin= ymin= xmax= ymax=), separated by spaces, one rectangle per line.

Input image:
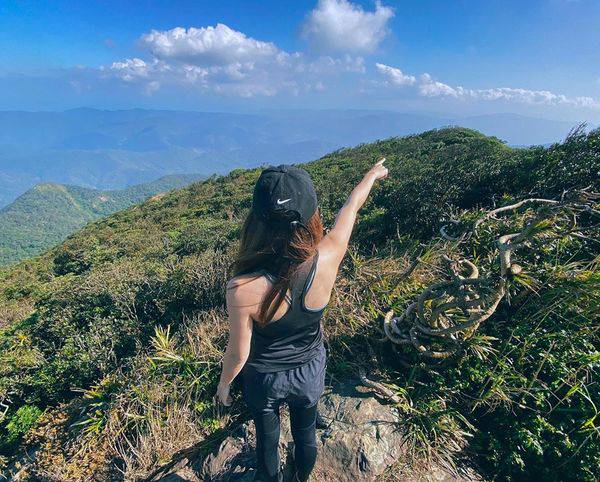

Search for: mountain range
xmin=0 ymin=108 xmax=581 ymax=208
xmin=0 ymin=173 xmax=203 ymax=266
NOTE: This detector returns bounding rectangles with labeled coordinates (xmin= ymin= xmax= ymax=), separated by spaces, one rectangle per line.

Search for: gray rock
xmin=199 ymin=431 xmax=257 ymax=481
xmin=151 ymin=382 xmax=479 ymax=482
xmin=309 ymin=383 xmax=404 ymax=481
xmin=155 ymin=462 xmax=202 ymax=482
xmin=153 ymin=383 xmax=404 ymax=481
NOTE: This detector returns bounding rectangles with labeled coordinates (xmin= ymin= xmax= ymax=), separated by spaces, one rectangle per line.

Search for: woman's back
xmin=244 ymin=252 xmax=326 ymax=372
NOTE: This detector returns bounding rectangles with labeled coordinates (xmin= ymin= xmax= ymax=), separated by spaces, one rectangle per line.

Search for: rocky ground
xmin=147 ymin=382 xmax=481 ymax=482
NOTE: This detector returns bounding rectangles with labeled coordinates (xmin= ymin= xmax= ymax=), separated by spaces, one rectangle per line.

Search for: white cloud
xmin=375 ymin=63 xmax=415 ymax=86
xmin=139 ymin=24 xmax=281 ymax=66
xmin=376 ymin=64 xmax=600 ymax=109
xmin=306 ymin=54 xmax=366 ymax=74
xmin=465 ymin=87 xmax=600 ymax=108
xmin=302 ymin=0 xmax=394 ymax=53
xmin=103 ymin=21 xmax=598 ymax=110
xmin=105 ymin=23 xmax=368 ymax=98
xmin=426 ymin=81 xmax=600 ymax=108
xmin=419 ymin=73 xmax=458 ymax=97
xmin=110 ymin=58 xmax=150 ymax=81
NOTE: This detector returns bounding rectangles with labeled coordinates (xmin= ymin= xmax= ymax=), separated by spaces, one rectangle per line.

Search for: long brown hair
xmin=233 ymin=208 xmax=324 ymax=325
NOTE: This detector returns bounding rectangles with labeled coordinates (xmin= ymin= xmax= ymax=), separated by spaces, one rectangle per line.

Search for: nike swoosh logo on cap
xmin=276 ymin=198 xmax=291 ymax=205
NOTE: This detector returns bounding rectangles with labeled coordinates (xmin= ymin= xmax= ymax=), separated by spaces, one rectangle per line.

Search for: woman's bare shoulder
xmin=226 ymin=273 xmax=268 ymax=303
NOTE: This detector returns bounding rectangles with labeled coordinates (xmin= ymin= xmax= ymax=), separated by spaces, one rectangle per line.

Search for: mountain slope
xmin=0 ymin=108 xmax=578 ymax=207
xmin=0 ymin=174 xmax=204 ymax=266
xmin=0 ymin=127 xmax=597 ymax=481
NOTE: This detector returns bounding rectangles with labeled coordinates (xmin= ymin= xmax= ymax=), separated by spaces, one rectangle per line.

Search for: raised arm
xmin=306 ymin=159 xmax=388 ymax=309
xmin=319 ymin=158 xmax=388 ymax=264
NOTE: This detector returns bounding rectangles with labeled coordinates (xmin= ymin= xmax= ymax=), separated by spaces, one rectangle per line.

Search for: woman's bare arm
xmin=306 ymin=159 xmax=388 ymax=309
xmin=216 ymin=282 xmax=254 ymax=406
xmin=319 ymin=158 xmax=388 ymax=264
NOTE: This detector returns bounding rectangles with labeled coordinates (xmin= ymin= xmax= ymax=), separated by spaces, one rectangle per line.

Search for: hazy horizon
xmin=0 ymin=105 xmax=591 ymax=124
xmin=2 ymin=0 xmax=599 ymax=122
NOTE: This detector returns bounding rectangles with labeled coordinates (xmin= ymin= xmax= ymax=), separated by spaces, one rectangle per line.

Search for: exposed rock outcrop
xmin=149 ymin=382 xmax=480 ymax=482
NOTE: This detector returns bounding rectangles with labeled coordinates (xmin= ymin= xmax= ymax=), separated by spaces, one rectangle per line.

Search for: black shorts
xmin=241 ymin=347 xmax=326 ymax=413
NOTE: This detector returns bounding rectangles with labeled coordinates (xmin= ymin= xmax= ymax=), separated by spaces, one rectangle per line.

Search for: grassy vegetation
xmin=0 ymin=127 xmax=598 ymax=481
xmin=0 ymin=174 xmax=203 ymax=267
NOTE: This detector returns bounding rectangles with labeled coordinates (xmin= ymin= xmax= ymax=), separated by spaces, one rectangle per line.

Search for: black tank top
xmin=245 ymin=252 xmax=326 ymax=373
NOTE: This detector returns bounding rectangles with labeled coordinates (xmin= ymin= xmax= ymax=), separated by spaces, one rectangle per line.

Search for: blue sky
xmin=1 ymin=0 xmax=599 ymax=121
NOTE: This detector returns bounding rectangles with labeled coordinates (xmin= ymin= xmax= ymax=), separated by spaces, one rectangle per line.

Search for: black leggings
xmin=242 ymin=350 xmax=326 ymax=481
xmin=253 ymin=402 xmax=318 ymax=482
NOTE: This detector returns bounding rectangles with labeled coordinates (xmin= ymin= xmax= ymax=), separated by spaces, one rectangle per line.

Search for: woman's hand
xmin=365 ymin=157 xmax=389 ymax=181
xmin=215 ymin=381 xmax=232 ymax=406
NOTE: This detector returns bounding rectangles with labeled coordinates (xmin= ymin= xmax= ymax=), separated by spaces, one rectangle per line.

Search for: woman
xmin=216 ymin=159 xmax=388 ymax=481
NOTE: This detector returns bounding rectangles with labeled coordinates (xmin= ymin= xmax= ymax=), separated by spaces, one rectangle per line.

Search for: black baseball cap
xmin=253 ymin=164 xmax=317 ymax=224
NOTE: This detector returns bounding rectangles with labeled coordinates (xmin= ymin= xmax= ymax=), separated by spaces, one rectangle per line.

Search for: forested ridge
xmin=0 ymin=174 xmax=203 ymax=266
xmin=0 ymin=127 xmax=598 ymax=481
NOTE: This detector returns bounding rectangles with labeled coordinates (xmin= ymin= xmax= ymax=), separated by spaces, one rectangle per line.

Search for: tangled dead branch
xmin=383 ymin=189 xmax=600 ymax=359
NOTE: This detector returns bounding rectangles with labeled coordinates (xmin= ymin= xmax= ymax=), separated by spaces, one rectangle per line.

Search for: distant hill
xmin=0 ymin=108 xmax=580 ymax=207
xmin=0 ymin=173 xmax=203 ymax=266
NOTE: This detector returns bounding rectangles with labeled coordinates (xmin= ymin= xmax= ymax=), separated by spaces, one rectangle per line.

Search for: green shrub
xmin=0 ymin=405 xmax=42 ymax=453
